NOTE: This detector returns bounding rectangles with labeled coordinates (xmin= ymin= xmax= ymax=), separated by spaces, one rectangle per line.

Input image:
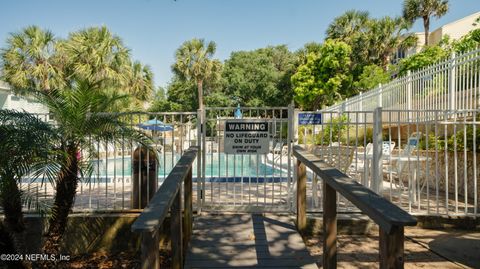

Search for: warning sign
xmin=224 ymin=120 xmax=269 ymax=154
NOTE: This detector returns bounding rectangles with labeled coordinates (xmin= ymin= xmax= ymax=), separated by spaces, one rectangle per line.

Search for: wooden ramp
xmin=185 ymin=213 xmax=318 ymax=269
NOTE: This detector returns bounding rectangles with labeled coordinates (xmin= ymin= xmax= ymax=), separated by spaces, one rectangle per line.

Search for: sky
xmin=1 ymin=0 xmax=479 ymax=88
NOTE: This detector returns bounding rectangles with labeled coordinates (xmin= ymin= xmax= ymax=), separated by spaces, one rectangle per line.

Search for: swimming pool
xmin=92 ymin=153 xmax=285 ymax=181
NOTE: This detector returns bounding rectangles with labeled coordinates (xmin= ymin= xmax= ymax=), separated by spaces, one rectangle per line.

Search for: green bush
xmin=417 ymin=124 xmax=480 ymax=152
xmin=448 ymin=125 xmax=480 ymax=152
xmin=341 ymin=126 xmax=374 ymax=145
xmin=315 ymin=115 xmax=349 ymax=145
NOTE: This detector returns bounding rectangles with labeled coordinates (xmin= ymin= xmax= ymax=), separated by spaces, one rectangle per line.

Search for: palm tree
xmin=0 ymin=26 xmax=64 ymax=94
xmin=403 ymin=0 xmax=449 ymax=46
xmin=1 ymin=26 xmax=153 ymax=258
xmin=367 ymin=17 xmax=417 ymax=69
xmin=0 ymin=110 xmax=57 ymax=268
xmin=326 ymin=10 xmax=370 ymax=43
xmin=126 ymin=61 xmax=154 ymax=108
xmin=326 ymin=10 xmax=372 ymax=73
xmin=172 ymin=38 xmax=221 ymax=111
xmin=37 ymin=81 xmax=151 ymax=255
xmin=57 ymin=26 xmax=131 ymax=88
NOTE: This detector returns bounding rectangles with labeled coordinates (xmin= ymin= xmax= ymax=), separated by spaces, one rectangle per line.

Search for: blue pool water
xmin=92 ymin=153 xmax=285 ymax=180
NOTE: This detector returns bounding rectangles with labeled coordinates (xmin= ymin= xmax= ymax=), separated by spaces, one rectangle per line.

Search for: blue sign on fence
xmin=298 ymin=113 xmax=322 ymax=125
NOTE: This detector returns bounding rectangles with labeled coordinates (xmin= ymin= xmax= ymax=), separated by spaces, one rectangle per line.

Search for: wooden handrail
xmin=293 ymin=145 xmax=417 ymax=269
xmin=132 ymin=146 xmax=198 ymax=269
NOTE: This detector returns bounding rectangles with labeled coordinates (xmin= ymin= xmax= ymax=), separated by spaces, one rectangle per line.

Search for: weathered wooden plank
xmin=186 ymin=264 xmax=318 ymax=269
xmin=185 ymin=214 xmax=318 ymax=269
xmin=183 ymin=167 xmax=193 ymax=252
xmin=132 ymin=147 xmax=198 ymax=233
xmin=293 ymin=145 xmax=416 ymax=233
xmin=171 ymin=191 xmax=183 ymax=269
xmin=187 ymin=250 xmax=312 ymax=260
xmin=189 ymin=238 xmax=307 ymax=247
xmin=297 ymin=160 xmax=307 ymax=234
xmin=323 ymin=181 xmax=337 ymax=269
xmin=188 ymin=245 xmax=311 ymax=254
xmin=140 ymin=230 xmax=159 ymax=269
xmin=379 ymin=226 xmax=404 ymax=269
xmin=186 ymin=258 xmax=317 ymax=267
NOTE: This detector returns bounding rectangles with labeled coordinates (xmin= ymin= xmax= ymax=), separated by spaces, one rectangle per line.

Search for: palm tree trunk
xmin=1 ymin=176 xmax=28 ymax=269
xmin=423 ymin=16 xmax=430 ymax=46
xmin=0 ymin=224 xmax=25 ymax=269
xmin=197 ymin=79 xmax=204 ymax=111
xmin=2 ymin=179 xmax=26 ymax=252
xmin=42 ymin=142 xmax=79 ymax=255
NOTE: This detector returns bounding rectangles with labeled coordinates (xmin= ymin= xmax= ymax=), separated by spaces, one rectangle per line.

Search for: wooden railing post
xmin=171 ymin=190 xmax=183 ymax=269
xmin=323 ymin=182 xmax=337 ymax=269
xmin=183 ymin=167 xmax=193 ymax=255
xmin=140 ymin=231 xmax=159 ymax=269
xmin=296 ymin=160 xmax=307 ymax=234
xmin=379 ymin=226 xmax=404 ymax=269
xmin=293 ymin=146 xmax=416 ymax=269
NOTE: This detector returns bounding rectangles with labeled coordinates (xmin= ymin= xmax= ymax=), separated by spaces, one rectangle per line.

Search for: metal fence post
xmin=201 ymin=108 xmax=206 ymax=208
xmin=196 ymin=109 xmax=202 ymax=213
xmin=288 ymin=103 xmax=295 ymax=211
xmin=449 ymin=52 xmax=456 ymax=111
xmin=359 ymin=92 xmax=364 ymax=122
xmin=372 ymin=107 xmax=383 ymax=193
xmin=378 ymin=84 xmax=383 ymax=108
xmin=407 ymin=71 xmax=412 ymax=119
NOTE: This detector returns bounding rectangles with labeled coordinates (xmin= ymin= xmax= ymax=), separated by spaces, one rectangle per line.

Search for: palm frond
xmin=19 ymin=184 xmax=54 ymax=216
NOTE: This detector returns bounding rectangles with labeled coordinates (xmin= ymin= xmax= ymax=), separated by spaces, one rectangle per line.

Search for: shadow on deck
xmin=185 ymin=213 xmax=318 ymax=269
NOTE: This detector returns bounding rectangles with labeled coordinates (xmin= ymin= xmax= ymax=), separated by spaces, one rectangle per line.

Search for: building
xmin=0 ymin=80 xmax=50 ymax=117
xmin=394 ymin=11 xmax=480 ymax=62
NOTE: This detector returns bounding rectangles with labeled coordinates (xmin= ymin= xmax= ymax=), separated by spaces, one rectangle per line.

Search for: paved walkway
xmin=185 ymin=213 xmax=318 ymax=268
xmin=304 ymin=226 xmax=480 ymax=269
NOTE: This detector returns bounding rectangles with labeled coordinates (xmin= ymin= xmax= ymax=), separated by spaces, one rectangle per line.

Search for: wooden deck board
xmin=185 ymin=214 xmax=318 ymax=269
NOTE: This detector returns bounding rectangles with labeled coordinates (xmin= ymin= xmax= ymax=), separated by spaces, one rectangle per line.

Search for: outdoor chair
xmin=383 ymin=132 xmax=423 ymax=194
xmin=347 ymin=143 xmax=373 ymax=183
xmin=347 ymin=141 xmax=396 ymax=187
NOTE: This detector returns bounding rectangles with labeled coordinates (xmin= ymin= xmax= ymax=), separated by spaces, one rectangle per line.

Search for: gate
xmin=197 ymin=106 xmax=294 ymax=212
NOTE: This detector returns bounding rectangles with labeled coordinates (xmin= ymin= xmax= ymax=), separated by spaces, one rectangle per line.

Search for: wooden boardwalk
xmin=185 ymin=213 xmax=318 ymax=269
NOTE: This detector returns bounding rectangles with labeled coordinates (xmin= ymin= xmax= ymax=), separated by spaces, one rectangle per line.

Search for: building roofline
xmin=441 ymin=11 xmax=480 ymax=29
xmin=430 ymin=11 xmax=480 ymax=35
xmin=411 ymin=11 xmax=480 ymax=37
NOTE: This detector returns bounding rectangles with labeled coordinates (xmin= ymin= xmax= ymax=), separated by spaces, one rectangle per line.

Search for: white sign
xmin=224 ymin=120 xmax=269 ymax=154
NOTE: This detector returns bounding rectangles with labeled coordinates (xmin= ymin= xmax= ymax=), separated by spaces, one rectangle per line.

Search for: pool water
xmin=92 ymin=153 xmax=284 ymax=179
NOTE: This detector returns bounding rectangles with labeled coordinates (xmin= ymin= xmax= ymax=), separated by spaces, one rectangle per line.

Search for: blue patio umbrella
xmin=138 ymin=119 xmax=174 ymax=131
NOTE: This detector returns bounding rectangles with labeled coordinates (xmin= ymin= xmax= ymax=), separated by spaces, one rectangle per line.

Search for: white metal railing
xmin=16 ymin=112 xmax=199 ymax=212
xmin=325 ymin=48 xmax=480 ymax=122
xmin=296 ymin=108 xmax=479 ymax=217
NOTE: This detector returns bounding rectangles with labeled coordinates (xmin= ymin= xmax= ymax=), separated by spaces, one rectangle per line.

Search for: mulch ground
xmin=53 ymin=250 xmax=171 ymax=269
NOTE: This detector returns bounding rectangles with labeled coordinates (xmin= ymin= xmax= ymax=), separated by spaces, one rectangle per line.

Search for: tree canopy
xmin=222 ymin=45 xmax=296 ymax=107
xmin=1 ymin=26 xmax=153 ymax=110
xmin=291 ymin=40 xmax=352 ymax=110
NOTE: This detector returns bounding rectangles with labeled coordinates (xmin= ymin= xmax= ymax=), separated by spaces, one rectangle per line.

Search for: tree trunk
xmin=1 ymin=176 xmax=28 ymax=269
xmin=423 ymin=16 xmax=430 ymax=46
xmin=42 ymin=143 xmax=79 ymax=256
xmin=197 ymin=79 xmax=204 ymax=111
xmin=0 ymin=224 xmax=25 ymax=269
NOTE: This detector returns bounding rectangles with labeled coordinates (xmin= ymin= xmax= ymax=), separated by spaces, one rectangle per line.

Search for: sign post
xmin=224 ymin=120 xmax=269 ymax=154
